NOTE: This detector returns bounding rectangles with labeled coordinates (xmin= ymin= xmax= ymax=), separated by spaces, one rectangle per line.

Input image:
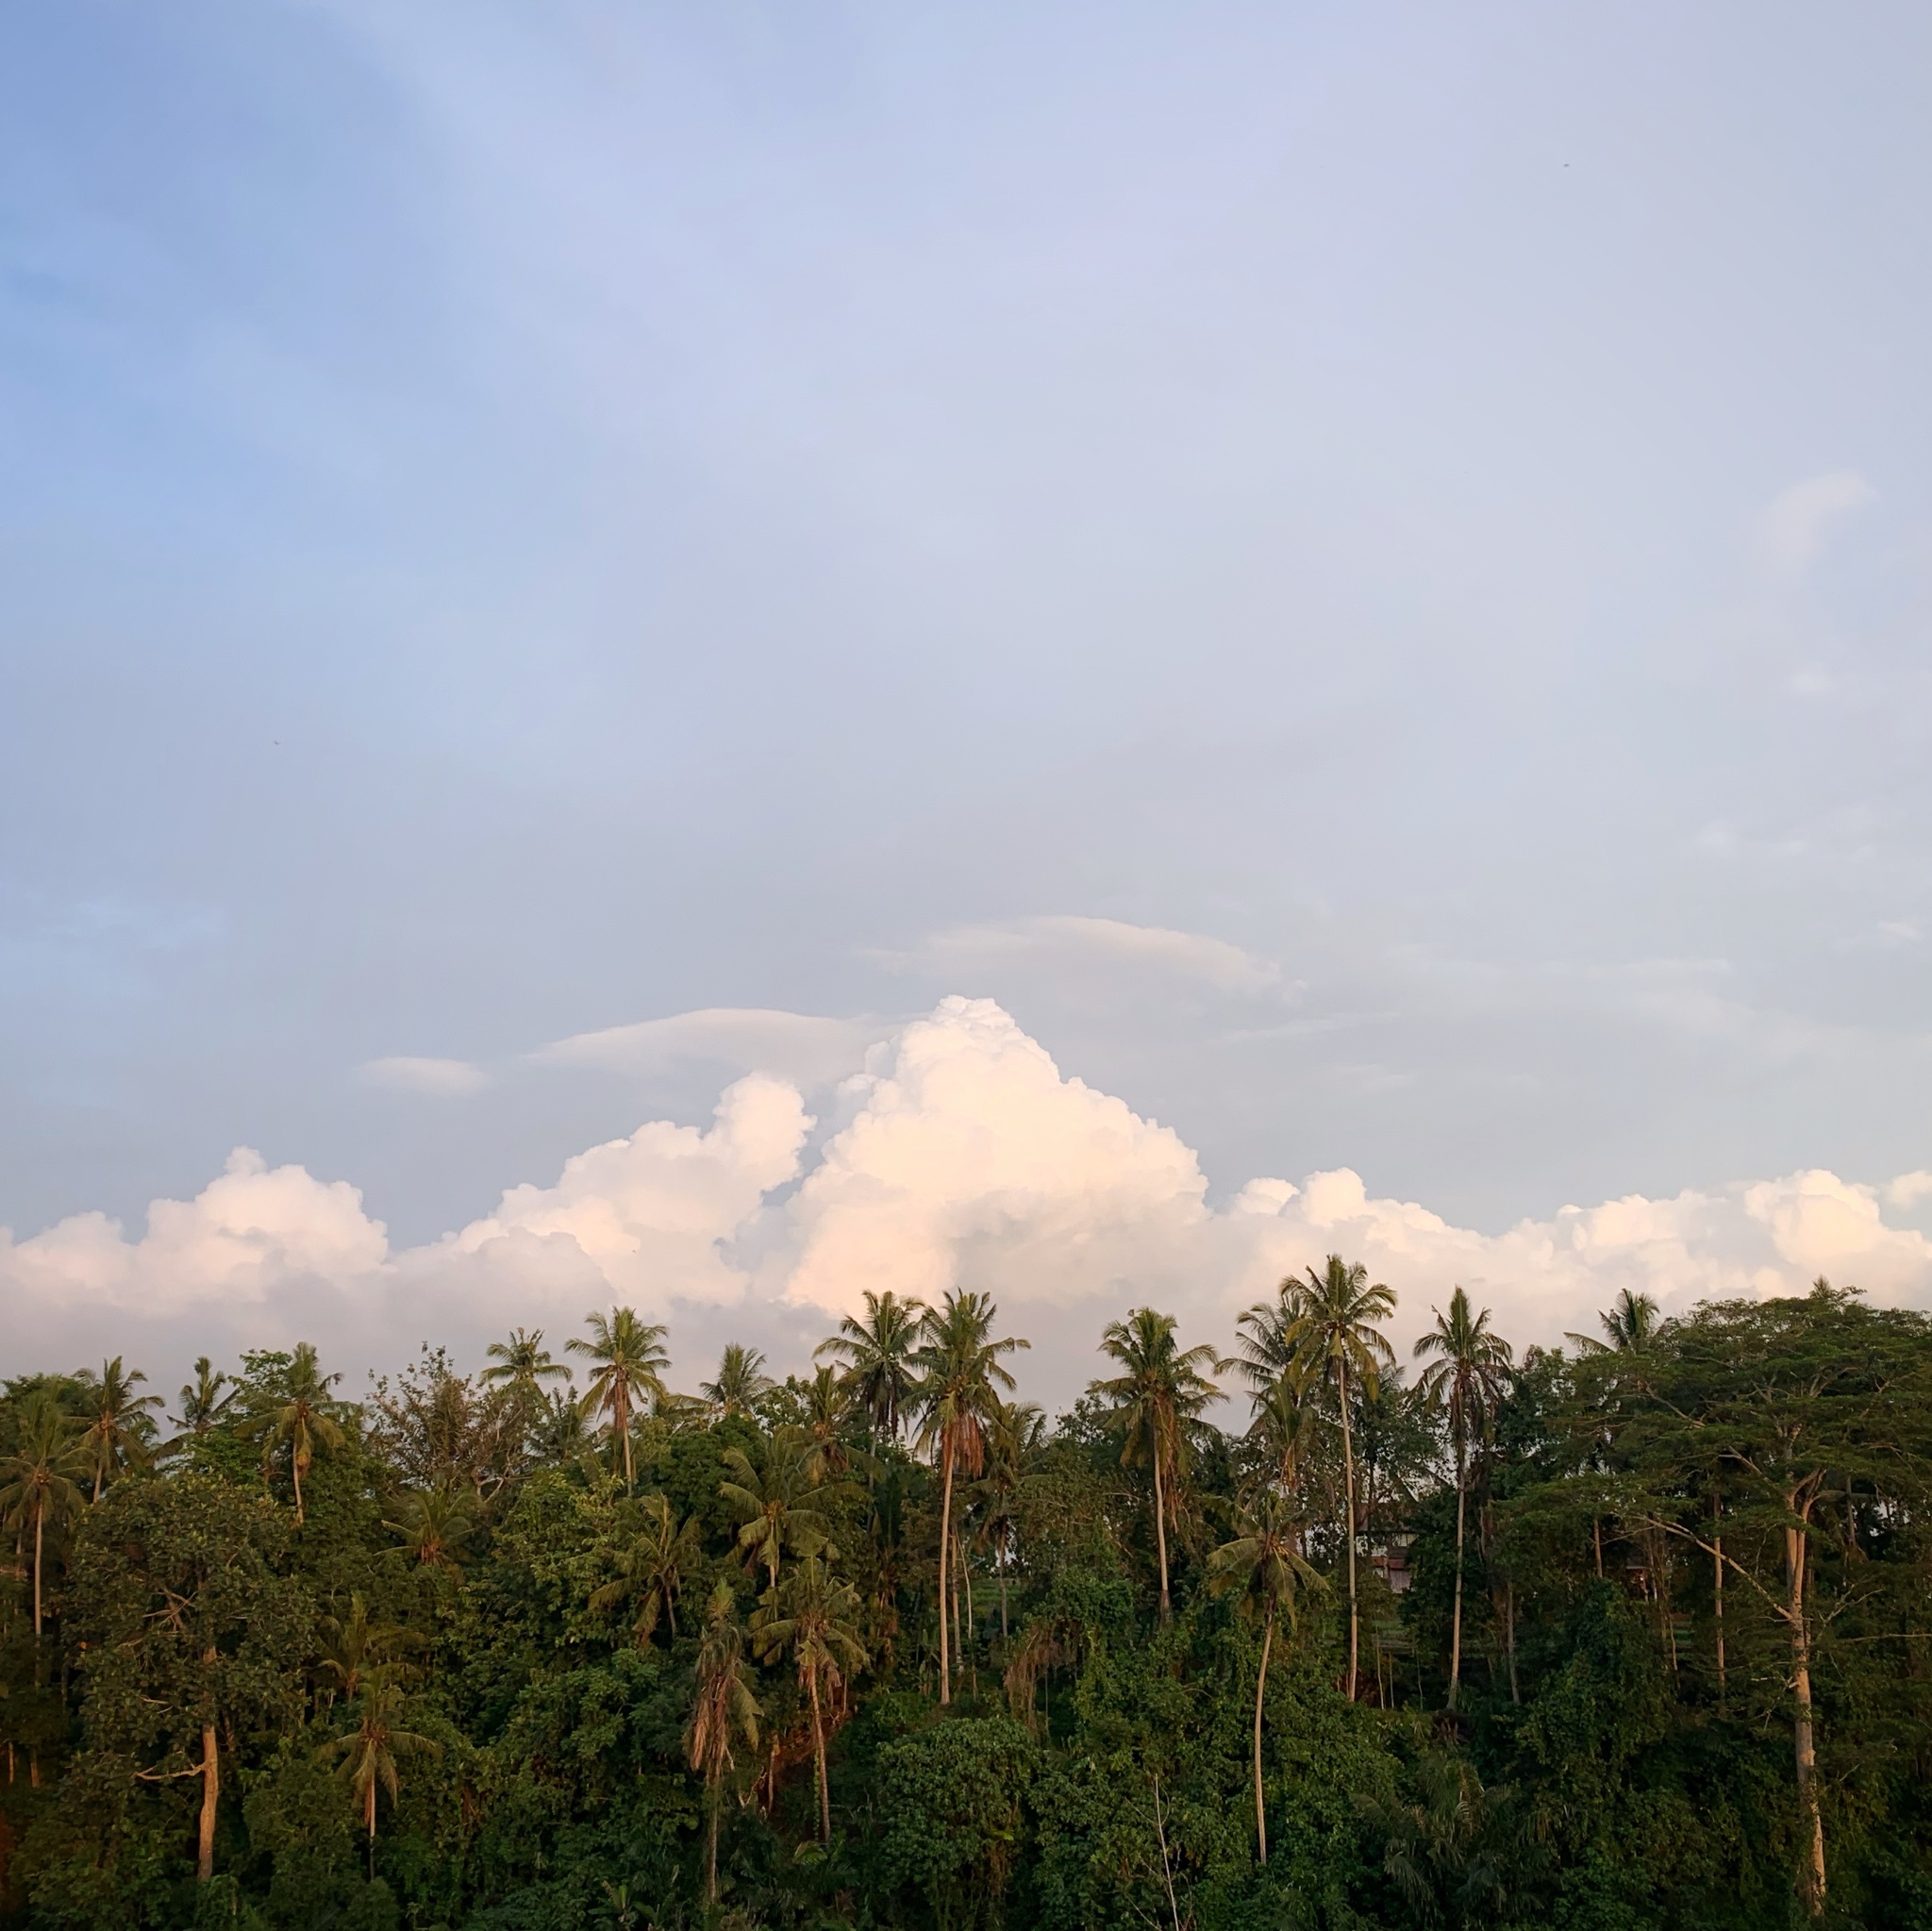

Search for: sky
xmin=6 ymin=1 xmax=1932 ymax=1410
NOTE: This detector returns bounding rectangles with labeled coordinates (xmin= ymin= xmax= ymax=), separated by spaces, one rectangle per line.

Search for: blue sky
xmin=6 ymin=3 xmax=1932 ymax=1389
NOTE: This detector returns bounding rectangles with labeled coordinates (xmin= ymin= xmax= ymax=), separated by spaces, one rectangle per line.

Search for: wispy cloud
xmin=885 ymin=916 xmax=1284 ymax=994
xmin=535 ymin=1007 xmax=879 ymax=1090
xmin=358 ymin=1056 xmax=491 ymax=1096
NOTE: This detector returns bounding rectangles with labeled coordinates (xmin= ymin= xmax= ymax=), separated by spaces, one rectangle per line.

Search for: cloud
xmin=6 ymin=1001 xmax=1932 ymax=1401
xmin=536 ymin=1007 xmax=878 ymax=1090
xmin=1756 ymin=470 xmax=1876 ymax=578
xmin=359 ymin=1056 xmax=491 ymax=1095
xmin=892 ymin=916 xmax=1282 ymax=993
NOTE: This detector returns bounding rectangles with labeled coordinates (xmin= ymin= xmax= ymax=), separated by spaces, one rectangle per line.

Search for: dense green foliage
xmin=3 ymin=1273 xmax=1932 ymax=1929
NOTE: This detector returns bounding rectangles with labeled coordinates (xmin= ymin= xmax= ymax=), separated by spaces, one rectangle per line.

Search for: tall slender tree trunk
xmin=1505 ymin=1580 xmax=1519 ymax=1704
xmin=1448 ymin=1426 xmax=1467 ymax=1713
xmin=1253 ymin=1615 xmax=1274 ymax=1863
xmin=1152 ymin=1444 xmax=1172 ymax=1624
xmin=197 ymin=1722 xmax=219 ymax=1882
xmin=937 ymin=1439 xmax=956 ymax=1705
xmin=1339 ymin=1360 xmax=1359 ymax=1701
xmin=32 ymin=1509 xmax=42 ymax=1638
xmin=706 ymin=1779 xmax=721 ymax=1903
xmin=1592 ymin=1517 xmax=1603 ymax=1578
xmin=808 ymin=1671 xmax=830 ymax=1843
xmin=1713 ymin=1490 xmax=1726 ymax=1706
xmin=617 ymin=1386 xmax=633 ymax=1489
xmin=1787 ymin=1521 xmax=1825 ymax=1916
xmin=292 ymin=1453 xmax=306 ymax=1525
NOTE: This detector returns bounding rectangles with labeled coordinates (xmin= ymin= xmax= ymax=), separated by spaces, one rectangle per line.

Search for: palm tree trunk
xmin=938 ymin=1438 xmax=956 ymax=1706
xmin=1152 ymin=1439 xmax=1172 ymax=1624
xmin=197 ymin=1723 xmax=219 ymax=1882
xmin=808 ymin=1669 xmax=831 ymax=1843
xmin=1448 ymin=1425 xmax=1467 ymax=1713
xmin=1713 ymin=1490 xmax=1726 ymax=1706
xmin=617 ymin=1385 xmax=633 ymax=1488
xmin=1253 ymin=1614 xmax=1273 ymax=1863
xmin=707 ymin=1776 xmax=721 ymax=1903
xmin=32 ymin=1507 xmax=42 ymax=1638
xmin=292 ymin=1453 xmax=306 ymax=1525
xmin=1338 ymin=1359 xmax=1358 ymax=1701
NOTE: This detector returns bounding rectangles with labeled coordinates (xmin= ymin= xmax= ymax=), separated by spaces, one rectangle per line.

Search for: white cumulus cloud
xmin=5 ymin=1001 xmax=1931 ymax=1399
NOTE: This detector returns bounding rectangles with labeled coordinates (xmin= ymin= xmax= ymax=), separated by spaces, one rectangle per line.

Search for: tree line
xmin=2 ymin=1263 xmax=1931 ymax=1928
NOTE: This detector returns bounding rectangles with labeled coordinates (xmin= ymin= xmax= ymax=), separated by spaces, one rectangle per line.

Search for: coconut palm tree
xmin=315 ymin=1593 xmax=421 ymax=1707
xmin=973 ymin=1397 xmax=1045 ymax=1639
xmin=171 ymin=1357 xmax=235 ymax=1443
xmin=701 ymin=1343 xmax=775 ymax=1420
xmin=591 ymin=1490 xmax=703 ymax=1644
xmin=1208 ymin=1490 xmax=1323 ymax=1864
xmin=1414 ymin=1287 xmax=1514 ymax=1712
xmin=686 ymin=1583 xmax=762 ymax=1903
xmin=816 ymin=1290 xmax=927 ymax=1439
xmin=911 ymin=1291 xmax=1028 ymax=1704
xmin=721 ymin=1427 xmax=836 ymax=1590
xmin=317 ymin=1668 xmax=441 ymax=1876
xmin=74 ymin=1357 xmax=163 ymax=1500
xmin=480 ymin=1327 xmax=570 ymax=1391
xmin=0 ymin=1393 xmax=87 ymax=1635
xmin=1566 ymin=1288 xmax=1659 ymax=1357
xmin=567 ymin=1308 xmax=670 ymax=1489
xmin=753 ymin=1556 xmax=868 ymax=1842
xmin=1247 ymin=1368 xmax=1324 ymax=1514
xmin=799 ymin=1365 xmax=857 ymax=1480
xmin=384 ymin=1482 xmax=475 ymax=1569
xmin=1091 ymin=1308 xmax=1221 ymax=1624
xmin=239 ymin=1342 xmax=347 ymax=1524
xmin=1224 ymin=1277 xmax=1309 ymax=1394
xmin=1283 ymin=1255 xmax=1396 ymax=1701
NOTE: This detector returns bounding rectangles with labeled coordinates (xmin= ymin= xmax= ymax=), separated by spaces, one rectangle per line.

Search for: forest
xmin=2 ymin=1263 xmax=1931 ymax=1930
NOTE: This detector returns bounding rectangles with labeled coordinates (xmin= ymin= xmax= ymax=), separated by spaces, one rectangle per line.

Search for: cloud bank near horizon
xmin=8 ymin=998 xmax=1932 ymax=1404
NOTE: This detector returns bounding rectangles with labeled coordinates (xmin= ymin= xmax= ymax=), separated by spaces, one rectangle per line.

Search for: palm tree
xmin=701 ymin=1343 xmax=775 ymax=1420
xmin=0 ymin=1393 xmax=87 ymax=1635
xmin=753 ymin=1556 xmax=868 ymax=1842
xmin=240 ymin=1342 xmax=347 ymax=1524
xmin=591 ymin=1491 xmax=703 ymax=1644
xmin=974 ymin=1397 xmax=1045 ymax=1638
xmin=567 ymin=1308 xmax=670 ymax=1489
xmin=1566 ymin=1288 xmax=1659 ymax=1357
xmin=1208 ymin=1490 xmax=1323 ymax=1864
xmin=1247 ymin=1369 xmax=1324 ymax=1514
xmin=720 ymin=1427 xmax=837 ymax=1590
xmin=317 ymin=1668 xmax=441 ymax=1876
xmin=480 ymin=1326 xmax=570 ymax=1391
xmin=1091 ymin=1307 xmax=1221 ymax=1624
xmin=1414 ymin=1288 xmax=1514 ymax=1712
xmin=816 ymin=1290 xmax=926 ymax=1439
xmin=171 ymin=1357 xmax=235 ymax=1442
xmin=384 ymin=1483 xmax=475 ymax=1569
xmin=1224 ymin=1276 xmax=1308 ymax=1394
xmin=315 ymin=1593 xmax=421 ymax=1707
xmin=1283 ymin=1255 xmax=1396 ymax=1701
xmin=74 ymin=1357 xmax=163 ymax=1501
xmin=911 ymin=1290 xmax=1028 ymax=1704
xmin=799 ymin=1365 xmax=859 ymax=1481
xmin=686 ymin=1582 xmax=762 ymax=1903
